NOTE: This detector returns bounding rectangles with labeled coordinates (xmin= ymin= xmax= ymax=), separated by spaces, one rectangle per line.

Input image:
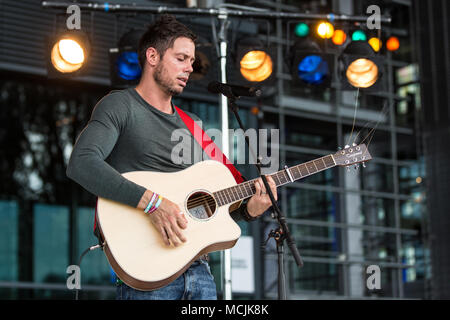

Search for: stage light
xmin=291 ymin=39 xmax=333 ymax=87
xmin=317 ymin=22 xmax=334 ymax=39
xmin=352 ymin=30 xmax=367 ymax=41
xmin=116 ymin=51 xmax=141 ymax=80
xmin=295 ymin=23 xmax=309 ymax=37
xmin=250 ymin=106 xmax=260 ymax=116
xmin=236 ymin=38 xmax=274 ymax=84
xmin=368 ymin=37 xmax=382 ymax=52
xmin=47 ymin=31 xmax=90 ymax=76
xmin=240 ymin=50 xmax=273 ymax=82
xmin=109 ymin=29 xmax=144 ymax=87
xmin=53 ymin=39 xmax=84 ymax=69
xmin=298 ymin=55 xmax=330 ymax=84
xmin=339 ymin=41 xmax=383 ymax=90
xmin=332 ymin=29 xmax=347 ymax=46
xmin=346 ymin=58 xmax=379 ymax=88
xmin=386 ymin=36 xmax=400 ymax=51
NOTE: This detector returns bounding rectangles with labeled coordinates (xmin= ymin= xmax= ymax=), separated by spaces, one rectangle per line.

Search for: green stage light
xmin=352 ymin=30 xmax=367 ymax=41
xmin=295 ymin=23 xmax=309 ymax=37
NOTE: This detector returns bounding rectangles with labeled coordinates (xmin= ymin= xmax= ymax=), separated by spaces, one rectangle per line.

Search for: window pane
xmin=290 ymin=260 xmax=339 ymax=293
xmin=360 ymin=197 xmax=396 ymax=227
xmin=285 ymin=187 xmax=338 ymax=222
xmin=0 ymin=200 xmax=19 ymax=281
xmin=33 ymin=204 xmax=69 ymax=283
xmin=361 ymin=163 xmax=395 ymax=194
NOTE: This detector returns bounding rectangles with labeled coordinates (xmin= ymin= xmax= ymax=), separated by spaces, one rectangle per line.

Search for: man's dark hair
xmin=138 ymin=15 xmax=197 ymax=69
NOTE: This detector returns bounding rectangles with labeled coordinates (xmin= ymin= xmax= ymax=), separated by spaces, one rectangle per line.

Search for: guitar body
xmin=96 ymin=160 xmax=241 ymax=291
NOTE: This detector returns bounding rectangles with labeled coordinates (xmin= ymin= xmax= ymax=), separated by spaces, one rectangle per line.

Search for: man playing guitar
xmin=67 ymin=14 xmax=278 ymax=300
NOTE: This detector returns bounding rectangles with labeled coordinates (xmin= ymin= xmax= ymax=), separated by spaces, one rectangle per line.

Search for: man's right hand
xmin=148 ymin=197 xmax=188 ymax=247
xmin=137 ymin=190 xmax=188 ymax=246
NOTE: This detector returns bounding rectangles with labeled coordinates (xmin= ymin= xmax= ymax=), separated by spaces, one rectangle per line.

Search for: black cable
xmin=74 ymin=244 xmax=103 ymax=300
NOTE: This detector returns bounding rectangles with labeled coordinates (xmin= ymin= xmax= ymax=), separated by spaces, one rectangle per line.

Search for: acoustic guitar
xmin=96 ymin=143 xmax=372 ymax=290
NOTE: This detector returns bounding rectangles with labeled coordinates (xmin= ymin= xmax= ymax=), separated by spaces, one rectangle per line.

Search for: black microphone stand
xmin=222 ymin=88 xmax=303 ymax=300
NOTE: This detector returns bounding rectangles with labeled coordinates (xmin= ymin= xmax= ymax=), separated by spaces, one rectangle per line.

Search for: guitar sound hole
xmin=186 ymin=191 xmax=217 ymax=220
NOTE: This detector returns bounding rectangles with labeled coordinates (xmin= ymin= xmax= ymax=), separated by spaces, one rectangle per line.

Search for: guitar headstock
xmin=333 ymin=143 xmax=372 ymax=167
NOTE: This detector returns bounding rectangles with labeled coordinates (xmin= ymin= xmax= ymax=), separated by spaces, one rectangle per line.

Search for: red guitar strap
xmin=175 ymin=105 xmax=244 ymax=184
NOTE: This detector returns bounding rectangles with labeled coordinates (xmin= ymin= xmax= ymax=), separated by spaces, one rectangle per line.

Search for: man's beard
xmin=153 ymin=62 xmax=183 ymax=96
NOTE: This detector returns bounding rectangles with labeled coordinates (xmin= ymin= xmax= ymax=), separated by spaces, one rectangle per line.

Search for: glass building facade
xmin=0 ymin=0 xmax=431 ymax=299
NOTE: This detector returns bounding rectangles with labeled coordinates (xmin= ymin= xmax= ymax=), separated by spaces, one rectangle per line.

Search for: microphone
xmin=207 ymin=81 xmax=261 ymax=98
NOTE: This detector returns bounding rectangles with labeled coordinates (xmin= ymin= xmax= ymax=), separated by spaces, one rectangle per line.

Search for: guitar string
xmin=344 ymin=88 xmax=387 ymax=165
xmin=186 ymin=156 xmax=337 ymax=208
xmin=357 ymin=101 xmax=389 ymax=160
xmin=187 ymin=171 xmax=291 ymax=208
xmin=350 ymin=119 xmax=373 ymax=146
xmin=187 ymin=183 xmax=259 ymax=208
xmin=187 ymin=165 xmax=314 ymax=208
xmin=185 ymin=183 xmax=256 ymax=208
xmin=186 ymin=173 xmax=294 ymax=208
xmin=357 ymin=101 xmax=389 ymax=145
xmin=345 ymin=87 xmax=360 ymax=147
xmin=186 ymin=158 xmax=335 ymax=208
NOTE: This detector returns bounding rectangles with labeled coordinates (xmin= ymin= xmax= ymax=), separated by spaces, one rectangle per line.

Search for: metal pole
xmin=41 ymin=1 xmax=392 ymax=23
xmin=217 ymin=10 xmax=232 ymax=301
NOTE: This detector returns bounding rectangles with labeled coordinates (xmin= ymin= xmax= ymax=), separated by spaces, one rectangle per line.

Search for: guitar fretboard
xmin=213 ymin=154 xmax=336 ymax=206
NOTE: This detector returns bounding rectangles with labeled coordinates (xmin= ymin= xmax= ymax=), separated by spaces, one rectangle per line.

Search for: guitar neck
xmin=213 ymin=154 xmax=336 ymax=207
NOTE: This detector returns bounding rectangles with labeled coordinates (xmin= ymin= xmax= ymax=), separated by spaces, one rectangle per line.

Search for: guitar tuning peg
xmin=354 ymin=164 xmax=359 ymax=170
xmin=338 ymin=147 xmax=342 ymax=150
xmin=352 ymin=142 xmax=357 ymax=147
xmin=344 ymin=145 xmax=350 ymax=149
xmin=362 ymin=162 xmax=366 ymax=168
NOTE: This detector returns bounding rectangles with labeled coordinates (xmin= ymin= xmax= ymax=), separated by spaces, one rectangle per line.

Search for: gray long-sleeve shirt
xmin=67 ymin=88 xmax=247 ymax=220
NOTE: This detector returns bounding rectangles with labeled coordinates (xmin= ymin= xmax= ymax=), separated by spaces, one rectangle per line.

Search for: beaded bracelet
xmin=144 ymin=192 xmax=158 ymax=214
xmin=147 ymin=195 xmax=163 ymax=214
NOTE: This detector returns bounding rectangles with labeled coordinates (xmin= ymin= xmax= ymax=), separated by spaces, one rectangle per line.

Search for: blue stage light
xmin=116 ymin=51 xmax=141 ymax=80
xmin=297 ymin=55 xmax=329 ymax=85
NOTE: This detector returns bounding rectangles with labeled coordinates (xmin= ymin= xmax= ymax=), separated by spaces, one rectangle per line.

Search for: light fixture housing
xmin=109 ymin=29 xmax=144 ymax=88
xmin=47 ymin=30 xmax=91 ymax=77
xmin=339 ymin=41 xmax=384 ymax=90
xmin=189 ymin=36 xmax=214 ymax=84
xmin=291 ymin=39 xmax=334 ymax=87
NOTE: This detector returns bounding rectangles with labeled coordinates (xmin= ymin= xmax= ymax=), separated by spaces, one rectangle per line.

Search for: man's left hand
xmin=246 ymin=175 xmax=278 ymax=218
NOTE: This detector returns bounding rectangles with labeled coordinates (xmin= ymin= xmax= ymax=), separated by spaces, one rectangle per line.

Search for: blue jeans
xmin=116 ymin=260 xmax=217 ymax=300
